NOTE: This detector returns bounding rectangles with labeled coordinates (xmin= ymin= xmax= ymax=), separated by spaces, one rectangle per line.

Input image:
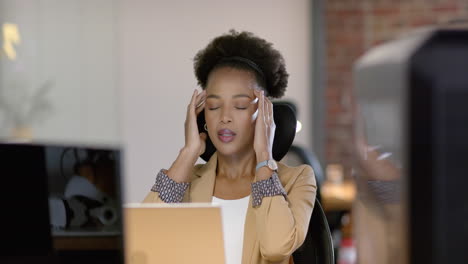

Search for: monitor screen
xmin=0 ymin=143 xmax=124 ymax=263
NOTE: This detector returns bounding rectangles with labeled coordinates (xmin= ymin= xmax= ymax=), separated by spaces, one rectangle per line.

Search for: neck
xmin=216 ymin=149 xmax=257 ymax=180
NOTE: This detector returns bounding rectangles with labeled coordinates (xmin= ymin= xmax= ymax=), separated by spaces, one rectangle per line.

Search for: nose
xmin=220 ymin=107 xmax=232 ymax=124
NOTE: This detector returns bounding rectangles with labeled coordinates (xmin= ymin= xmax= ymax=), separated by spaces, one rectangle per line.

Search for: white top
xmin=212 ymin=195 xmax=250 ymax=264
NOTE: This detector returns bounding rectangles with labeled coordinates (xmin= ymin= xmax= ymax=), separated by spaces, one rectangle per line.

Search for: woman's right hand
xmin=183 ymin=89 xmax=207 ymax=157
xmin=167 ymin=89 xmax=207 ymax=183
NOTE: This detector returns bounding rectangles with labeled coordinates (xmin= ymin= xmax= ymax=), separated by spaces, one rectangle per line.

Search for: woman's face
xmin=204 ymin=67 xmax=260 ymax=158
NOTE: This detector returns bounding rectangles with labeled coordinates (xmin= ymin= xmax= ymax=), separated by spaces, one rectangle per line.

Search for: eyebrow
xmin=233 ymin=94 xmax=252 ymax=99
xmin=206 ymin=94 xmax=252 ymax=100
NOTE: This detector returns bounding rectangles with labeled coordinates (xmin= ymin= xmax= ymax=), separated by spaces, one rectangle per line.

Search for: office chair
xmin=284 ymin=146 xmax=343 ymax=264
xmin=199 ymin=102 xmax=335 ymax=264
xmin=292 ymin=199 xmax=334 ymax=264
xmin=281 ymin=145 xmax=324 ymax=201
xmin=283 ymin=146 xmax=334 ymax=264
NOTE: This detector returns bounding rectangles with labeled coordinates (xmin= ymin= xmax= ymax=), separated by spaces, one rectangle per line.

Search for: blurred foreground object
xmin=353 ymin=25 xmax=468 ymax=264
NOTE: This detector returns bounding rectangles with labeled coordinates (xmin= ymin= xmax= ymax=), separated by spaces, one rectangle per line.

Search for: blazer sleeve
xmin=142 ymin=166 xmax=200 ymax=203
xmin=253 ymin=165 xmax=317 ymax=262
xmin=142 ymin=191 xmax=165 ymax=203
xmin=142 ymin=189 xmax=191 ymax=203
xmin=141 ymin=170 xmax=185 ymax=203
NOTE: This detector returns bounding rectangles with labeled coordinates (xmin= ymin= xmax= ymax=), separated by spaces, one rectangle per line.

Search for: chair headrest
xmin=197 ymin=102 xmax=297 ymax=162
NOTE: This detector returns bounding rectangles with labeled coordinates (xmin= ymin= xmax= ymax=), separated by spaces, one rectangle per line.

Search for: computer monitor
xmin=0 ymin=144 xmax=52 ymax=256
xmin=0 ymin=143 xmax=124 ymax=264
xmin=354 ymin=27 xmax=468 ymax=264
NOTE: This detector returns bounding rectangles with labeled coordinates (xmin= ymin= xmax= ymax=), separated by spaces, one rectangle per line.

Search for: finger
xmin=252 ymin=90 xmax=260 ymax=109
xmin=195 ymin=90 xmax=206 ymax=103
xmin=187 ymin=90 xmax=197 ymax=117
xmin=195 ymin=100 xmax=205 ymax=115
xmin=254 ymin=89 xmax=260 ymax=111
xmin=265 ymin=97 xmax=273 ymax=124
xmin=193 ymin=90 xmax=206 ymax=111
xmin=186 ymin=91 xmax=197 ymax=121
xmin=270 ymin=100 xmax=275 ymax=125
xmin=191 ymin=89 xmax=198 ymax=105
xmin=195 ymin=90 xmax=206 ymax=115
xmin=262 ymin=91 xmax=268 ymax=125
xmin=254 ymin=89 xmax=262 ymax=98
xmin=251 ymin=91 xmax=259 ymax=105
xmin=195 ymin=91 xmax=206 ymax=108
xmin=188 ymin=90 xmax=198 ymax=111
xmin=259 ymin=90 xmax=265 ymax=124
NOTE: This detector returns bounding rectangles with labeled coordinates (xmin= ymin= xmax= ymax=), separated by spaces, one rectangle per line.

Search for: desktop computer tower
xmin=354 ymin=26 xmax=468 ymax=264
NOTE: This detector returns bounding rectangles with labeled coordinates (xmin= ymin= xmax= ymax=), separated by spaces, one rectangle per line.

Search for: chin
xmin=213 ymin=141 xmax=253 ymax=158
xmin=212 ymin=143 xmax=238 ymax=156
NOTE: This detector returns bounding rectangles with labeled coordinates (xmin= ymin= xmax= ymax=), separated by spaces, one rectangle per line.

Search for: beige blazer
xmin=143 ymin=152 xmax=317 ymax=264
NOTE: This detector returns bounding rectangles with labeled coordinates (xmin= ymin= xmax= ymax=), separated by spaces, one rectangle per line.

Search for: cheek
xmin=239 ymin=112 xmax=256 ymax=132
xmin=204 ymin=111 xmax=216 ymax=125
xmin=204 ymin=113 xmax=216 ymax=136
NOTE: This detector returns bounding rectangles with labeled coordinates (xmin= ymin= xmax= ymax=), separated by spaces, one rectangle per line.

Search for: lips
xmin=217 ymin=129 xmax=236 ymax=143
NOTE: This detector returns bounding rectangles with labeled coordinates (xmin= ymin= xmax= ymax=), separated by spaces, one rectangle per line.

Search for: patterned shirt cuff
xmin=251 ymin=171 xmax=287 ymax=207
xmin=367 ymin=180 xmax=401 ymax=204
xmin=150 ymin=169 xmax=189 ymax=203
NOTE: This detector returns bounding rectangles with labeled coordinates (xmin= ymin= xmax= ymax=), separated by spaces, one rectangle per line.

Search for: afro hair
xmin=193 ymin=30 xmax=288 ymax=98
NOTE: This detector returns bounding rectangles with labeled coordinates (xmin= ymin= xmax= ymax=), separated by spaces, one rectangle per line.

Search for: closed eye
xmin=235 ymin=107 xmax=248 ymax=110
xmin=208 ymin=107 xmax=220 ymax=110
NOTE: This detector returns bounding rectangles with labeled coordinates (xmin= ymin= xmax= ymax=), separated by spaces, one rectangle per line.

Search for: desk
xmin=53 ymin=230 xmax=121 ymax=250
xmin=53 ymin=236 xmax=120 ymax=250
xmin=320 ymin=180 xmax=356 ymax=212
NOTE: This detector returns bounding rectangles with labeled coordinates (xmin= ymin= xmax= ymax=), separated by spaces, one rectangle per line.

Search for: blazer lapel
xmin=190 ymin=153 xmax=218 ymax=203
xmin=242 ymin=196 xmax=257 ymax=263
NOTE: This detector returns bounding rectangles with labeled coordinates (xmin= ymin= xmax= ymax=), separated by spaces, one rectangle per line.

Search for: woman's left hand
xmin=253 ymin=89 xmax=276 ymax=162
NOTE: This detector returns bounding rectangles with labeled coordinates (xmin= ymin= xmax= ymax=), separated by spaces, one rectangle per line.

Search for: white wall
xmin=0 ymin=0 xmax=119 ymax=147
xmin=119 ymin=0 xmax=312 ymax=202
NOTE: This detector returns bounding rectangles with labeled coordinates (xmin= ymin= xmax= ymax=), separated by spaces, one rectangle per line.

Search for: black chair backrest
xmin=197 ymin=103 xmax=297 ymax=162
xmin=287 ymin=146 xmax=324 ymax=187
xmin=292 ymin=199 xmax=335 ymax=264
xmin=283 ymin=146 xmax=324 ymax=201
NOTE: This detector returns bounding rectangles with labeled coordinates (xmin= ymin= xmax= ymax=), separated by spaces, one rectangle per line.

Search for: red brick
xmin=329 ymin=63 xmax=353 ymax=74
xmin=324 ymin=0 xmax=468 ymax=168
xmin=325 ymin=89 xmax=342 ymax=101
xmin=410 ymin=17 xmax=436 ymax=27
xmin=327 ymin=101 xmax=344 ymax=113
xmin=333 ymin=34 xmax=363 ymax=46
xmin=328 ymin=9 xmax=365 ymax=18
xmin=326 ymin=85 xmax=344 ymax=96
xmin=432 ymin=2 xmax=459 ymax=13
xmin=372 ymin=7 xmax=401 ymax=16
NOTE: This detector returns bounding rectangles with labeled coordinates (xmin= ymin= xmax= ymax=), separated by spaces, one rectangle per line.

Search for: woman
xmin=143 ymin=30 xmax=316 ymax=264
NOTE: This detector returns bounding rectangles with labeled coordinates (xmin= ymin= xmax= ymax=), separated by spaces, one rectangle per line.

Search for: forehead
xmin=205 ymin=67 xmax=258 ymax=96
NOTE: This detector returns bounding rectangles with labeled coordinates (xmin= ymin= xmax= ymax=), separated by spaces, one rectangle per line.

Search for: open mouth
xmin=217 ymin=129 xmax=236 ymax=143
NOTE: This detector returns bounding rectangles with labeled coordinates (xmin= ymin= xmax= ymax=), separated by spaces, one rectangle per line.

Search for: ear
xmin=197 ymin=109 xmax=216 ymax=162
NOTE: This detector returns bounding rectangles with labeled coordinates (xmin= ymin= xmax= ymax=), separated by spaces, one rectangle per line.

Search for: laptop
xmin=124 ymin=203 xmax=225 ymax=264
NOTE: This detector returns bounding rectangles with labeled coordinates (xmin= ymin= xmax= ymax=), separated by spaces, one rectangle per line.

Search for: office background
xmin=0 ymin=0 xmax=313 ymax=203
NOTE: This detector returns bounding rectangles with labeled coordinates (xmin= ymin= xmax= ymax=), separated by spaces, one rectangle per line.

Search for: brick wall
xmin=325 ymin=0 xmax=468 ymax=177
